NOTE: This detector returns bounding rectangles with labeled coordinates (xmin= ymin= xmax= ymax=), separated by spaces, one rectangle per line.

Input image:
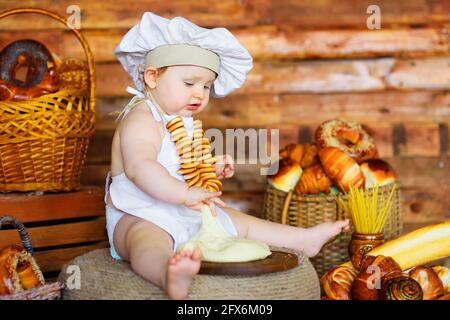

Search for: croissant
xmin=409 ymin=266 xmax=445 ymax=300
xmin=0 ymin=245 xmax=45 ymax=295
xmin=295 ymin=163 xmax=332 ymax=194
xmin=432 ymin=266 xmax=450 ymax=292
xmin=279 ymin=144 xmax=304 ymax=163
xmin=380 ymin=271 xmax=423 ymax=300
xmin=300 ymin=143 xmax=319 ymax=168
xmin=318 ymin=147 xmax=365 ymax=192
xmin=438 ymin=293 xmax=450 ymax=300
xmin=320 ymin=265 xmax=359 ymax=300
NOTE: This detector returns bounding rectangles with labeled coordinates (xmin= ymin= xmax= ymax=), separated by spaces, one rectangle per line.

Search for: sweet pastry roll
xmin=0 ymin=245 xmax=45 ymax=295
xmin=320 ymin=265 xmax=358 ymax=300
xmin=315 ymin=119 xmax=378 ymax=163
xmin=351 ymin=255 xmax=402 ymax=300
xmin=360 ymin=159 xmax=396 ymax=189
xmin=409 ymin=266 xmax=445 ymax=300
xmin=379 ymin=271 xmax=423 ymax=300
xmin=267 ymin=158 xmax=303 ymax=193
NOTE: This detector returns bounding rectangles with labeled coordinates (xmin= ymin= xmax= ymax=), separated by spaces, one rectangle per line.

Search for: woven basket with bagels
xmin=262 ymin=118 xmax=402 ymax=276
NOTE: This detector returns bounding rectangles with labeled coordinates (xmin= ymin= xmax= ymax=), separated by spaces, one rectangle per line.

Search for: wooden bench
xmin=0 ymin=186 xmax=107 ymax=277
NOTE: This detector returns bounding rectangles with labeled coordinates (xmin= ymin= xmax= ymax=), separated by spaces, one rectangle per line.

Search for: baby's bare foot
xmin=166 ymin=249 xmax=202 ymax=300
xmin=301 ymin=220 xmax=350 ymax=258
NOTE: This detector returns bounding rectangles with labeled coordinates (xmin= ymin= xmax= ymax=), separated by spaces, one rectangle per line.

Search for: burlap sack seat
xmin=57 ymin=248 xmax=320 ymax=300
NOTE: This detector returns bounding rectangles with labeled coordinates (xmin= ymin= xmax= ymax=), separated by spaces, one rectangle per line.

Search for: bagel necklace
xmin=148 ymin=91 xmax=222 ymax=192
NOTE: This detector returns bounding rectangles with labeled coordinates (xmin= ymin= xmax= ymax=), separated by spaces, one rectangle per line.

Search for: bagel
xmin=315 ymin=119 xmax=378 ymax=163
xmin=169 ymin=126 xmax=187 ymax=138
xmin=167 ymin=120 xmax=184 ymax=133
xmin=166 ymin=116 xmax=182 ymax=129
xmin=0 ymin=39 xmax=59 ymax=101
xmin=187 ymin=174 xmax=201 ymax=186
xmin=180 ymin=162 xmax=197 ymax=170
xmin=171 ymin=131 xmax=187 ymax=142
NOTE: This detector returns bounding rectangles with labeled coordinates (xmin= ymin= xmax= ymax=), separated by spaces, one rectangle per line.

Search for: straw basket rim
xmin=0 ymin=216 xmax=65 ymax=299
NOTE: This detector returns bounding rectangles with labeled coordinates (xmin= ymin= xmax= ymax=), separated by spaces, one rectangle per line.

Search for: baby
xmin=106 ymin=12 xmax=350 ymax=300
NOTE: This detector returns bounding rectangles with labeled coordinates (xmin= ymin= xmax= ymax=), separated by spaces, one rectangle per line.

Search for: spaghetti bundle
xmin=337 ymin=184 xmax=396 ymax=234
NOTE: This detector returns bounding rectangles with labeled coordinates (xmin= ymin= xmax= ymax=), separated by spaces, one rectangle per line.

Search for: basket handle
xmin=0 ymin=216 xmax=34 ymax=256
xmin=281 ymin=190 xmax=294 ymax=225
xmin=0 ymin=8 xmax=96 ymax=112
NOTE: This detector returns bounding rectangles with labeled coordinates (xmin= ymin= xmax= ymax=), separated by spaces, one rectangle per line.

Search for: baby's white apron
xmin=104 ymin=89 xmax=238 ymax=260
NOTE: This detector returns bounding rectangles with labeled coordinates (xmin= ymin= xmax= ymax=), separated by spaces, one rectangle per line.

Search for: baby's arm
xmin=119 ymin=105 xmax=188 ymax=204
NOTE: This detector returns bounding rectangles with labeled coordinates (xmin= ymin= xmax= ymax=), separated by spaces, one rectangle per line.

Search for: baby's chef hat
xmin=114 ymin=12 xmax=253 ymax=97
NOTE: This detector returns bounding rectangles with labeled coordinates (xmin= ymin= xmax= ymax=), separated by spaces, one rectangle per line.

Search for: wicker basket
xmin=0 ymin=215 xmax=64 ymax=300
xmin=263 ymin=182 xmax=403 ymax=277
xmin=0 ymin=8 xmax=96 ymax=192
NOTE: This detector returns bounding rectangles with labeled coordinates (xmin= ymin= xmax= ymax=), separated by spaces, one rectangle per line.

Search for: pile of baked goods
xmin=0 ymin=245 xmax=45 ymax=295
xmin=167 ymin=117 xmax=222 ymax=192
xmin=0 ymin=39 xmax=88 ymax=101
xmin=268 ymin=119 xmax=396 ymax=194
xmin=321 ymin=221 xmax=450 ymax=300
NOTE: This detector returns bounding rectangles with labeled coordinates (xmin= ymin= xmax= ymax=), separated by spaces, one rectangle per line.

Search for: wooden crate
xmin=0 ymin=186 xmax=108 ymax=276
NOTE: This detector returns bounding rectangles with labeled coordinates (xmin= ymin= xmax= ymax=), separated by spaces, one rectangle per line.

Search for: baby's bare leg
xmin=114 ymin=216 xmax=201 ymax=299
xmin=222 ymin=207 xmax=349 ymax=257
xmin=116 ymin=218 xmax=174 ymax=289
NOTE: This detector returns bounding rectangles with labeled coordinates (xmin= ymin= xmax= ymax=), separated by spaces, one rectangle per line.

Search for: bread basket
xmin=0 ymin=8 xmax=95 ymax=192
xmin=263 ymin=182 xmax=403 ymax=277
xmin=0 ymin=215 xmax=65 ymax=300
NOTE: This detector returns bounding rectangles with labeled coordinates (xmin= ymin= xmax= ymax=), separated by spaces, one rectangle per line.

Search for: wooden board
xmin=2 ymin=27 xmax=447 ymax=63
xmin=0 ymin=186 xmax=107 ymax=273
xmin=0 ymin=0 xmax=448 ymax=30
xmin=199 ymin=250 xmax=298 ymax=275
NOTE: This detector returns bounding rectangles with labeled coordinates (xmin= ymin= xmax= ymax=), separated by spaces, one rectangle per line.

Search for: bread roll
xmin=267 ymin=159 xmax=302 ymax=192
xmin=295 ymin=163 xmax=331 ymax=194
xmin=409 ymin=266 xmax=445 ymax=300
xmin=352 ymin=255 xmax=402 ymax=300
xmin=360 ymin=159 xmax=396 ymax=189
xmin=318 ymin=147 xmax=365 ymax=192
xmin=320 ymin=265 xmax=358 ymax=300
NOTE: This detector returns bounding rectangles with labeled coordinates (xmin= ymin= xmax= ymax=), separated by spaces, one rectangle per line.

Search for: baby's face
xmin=151 ymin=65 xmax=216 ymax=117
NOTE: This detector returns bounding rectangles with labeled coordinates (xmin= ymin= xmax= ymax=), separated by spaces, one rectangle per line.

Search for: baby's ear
xmin=144 ymin=67 xmax=158 ymax=89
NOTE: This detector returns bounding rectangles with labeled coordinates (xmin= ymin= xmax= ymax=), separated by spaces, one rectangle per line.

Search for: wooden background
xmin=1 ymin=0 xmax=449 ymax=237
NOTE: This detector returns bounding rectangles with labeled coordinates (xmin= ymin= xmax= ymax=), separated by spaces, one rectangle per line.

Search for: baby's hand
xmin=214 ymin=154 xmax=234 ymax=180
xmin=183 ymin=187 xmax=226 ymax=213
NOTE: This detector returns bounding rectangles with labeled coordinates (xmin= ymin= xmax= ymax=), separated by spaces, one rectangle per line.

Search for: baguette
xmin=341 ymin=221 xmax=450 ymax=271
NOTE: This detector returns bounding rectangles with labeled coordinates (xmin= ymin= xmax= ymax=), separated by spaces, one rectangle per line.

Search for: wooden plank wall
xmin=1 ymin=0 xmax=449 ymax=234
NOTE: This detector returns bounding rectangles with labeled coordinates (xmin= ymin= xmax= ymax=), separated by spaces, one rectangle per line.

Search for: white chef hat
xmin=114 ymin=12 xmax=253 ymax=97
